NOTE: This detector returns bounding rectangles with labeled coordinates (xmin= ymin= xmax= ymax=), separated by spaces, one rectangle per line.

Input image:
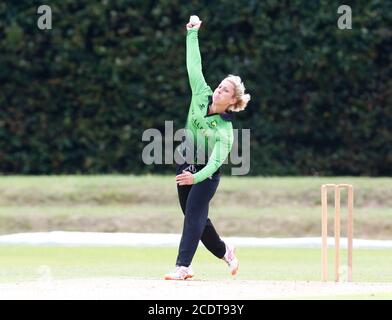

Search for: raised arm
xmin=186 ymin=18 xmax=210 ymax=95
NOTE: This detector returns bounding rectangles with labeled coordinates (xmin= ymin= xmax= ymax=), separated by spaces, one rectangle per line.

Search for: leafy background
xmin=0 ymin=0 xmax=391 ymax=175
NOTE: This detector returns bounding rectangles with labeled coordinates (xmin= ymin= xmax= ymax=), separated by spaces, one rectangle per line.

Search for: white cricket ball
xmin=189 ymin=15 xmax=201 ymax=26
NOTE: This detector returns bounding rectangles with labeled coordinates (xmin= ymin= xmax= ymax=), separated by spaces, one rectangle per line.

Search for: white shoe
xmin=223 ymin=244 xmax=239 ymax=276
xmin=164 ymin=266 xmax=194 ymax=280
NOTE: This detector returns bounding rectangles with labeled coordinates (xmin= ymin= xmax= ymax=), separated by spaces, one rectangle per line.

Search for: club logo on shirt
xmin=208 ymin=120 xmax=217 ymax=128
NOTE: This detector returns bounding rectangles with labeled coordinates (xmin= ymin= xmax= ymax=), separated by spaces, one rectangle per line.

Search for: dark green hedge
xmin=0 ymin=0 xmax=391 ymax=175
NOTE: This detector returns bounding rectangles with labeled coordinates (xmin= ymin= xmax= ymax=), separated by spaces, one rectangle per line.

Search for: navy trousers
xmin=175 ymin=163 xmax=226 ymax=267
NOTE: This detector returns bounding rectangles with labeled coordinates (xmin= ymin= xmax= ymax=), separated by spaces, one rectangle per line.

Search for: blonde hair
xmin=225 ymin=75 xmax=251 ymax=112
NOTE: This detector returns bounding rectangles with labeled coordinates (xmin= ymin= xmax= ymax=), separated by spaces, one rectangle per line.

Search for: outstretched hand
xmin=176 ymin=170 xmax=194 ymax=186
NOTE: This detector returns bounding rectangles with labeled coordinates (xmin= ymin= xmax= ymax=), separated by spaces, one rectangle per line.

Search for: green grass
xmin=1 ymin=246 xmax=392 ymax=284
xmin=0 ymin=175 xmax=391 ymax=237
xmin=0 ymin=176 xmax=391 ymax=299
xmin=1 ymin=175 xmax=392 ymax=207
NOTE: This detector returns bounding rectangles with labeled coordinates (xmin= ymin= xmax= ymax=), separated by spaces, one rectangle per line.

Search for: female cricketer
xmin=164 ymin=16 xmax=251 ymax=280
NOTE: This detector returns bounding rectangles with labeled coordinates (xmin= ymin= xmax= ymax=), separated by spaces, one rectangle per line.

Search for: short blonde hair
xmin=225 ymin=75 xmax=251 ymax=112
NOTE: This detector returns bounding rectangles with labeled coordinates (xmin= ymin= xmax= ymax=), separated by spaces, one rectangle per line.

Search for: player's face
xmin=213 ymin=79 xmax=237 ymax=107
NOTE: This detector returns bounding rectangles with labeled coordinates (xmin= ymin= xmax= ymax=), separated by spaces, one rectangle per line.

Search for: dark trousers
xmin=175 ymin=164 xmax=226 ymax=267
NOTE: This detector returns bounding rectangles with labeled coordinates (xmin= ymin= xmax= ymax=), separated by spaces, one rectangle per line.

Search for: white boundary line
xmin=0 ymin=231 xmax=392 ymax=248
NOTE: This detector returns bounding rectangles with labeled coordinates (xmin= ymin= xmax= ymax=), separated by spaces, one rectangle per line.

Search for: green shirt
xmin=183 ymin=29 xmax=234 ymax=184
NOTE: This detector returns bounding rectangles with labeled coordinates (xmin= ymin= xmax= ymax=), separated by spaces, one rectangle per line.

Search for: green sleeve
xmin=193 ymin=128 xmax=234 ymax=184
xmin=186 ymin=29 xmax=210 ymax=95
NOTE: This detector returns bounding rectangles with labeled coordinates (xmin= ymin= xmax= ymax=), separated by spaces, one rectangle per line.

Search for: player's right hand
xmin=186 ymin=20 xmax=202 ymax=31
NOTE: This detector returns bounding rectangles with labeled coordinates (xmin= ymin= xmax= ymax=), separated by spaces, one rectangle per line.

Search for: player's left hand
xmin=176 ymin=170 xmax=194 ymax=186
